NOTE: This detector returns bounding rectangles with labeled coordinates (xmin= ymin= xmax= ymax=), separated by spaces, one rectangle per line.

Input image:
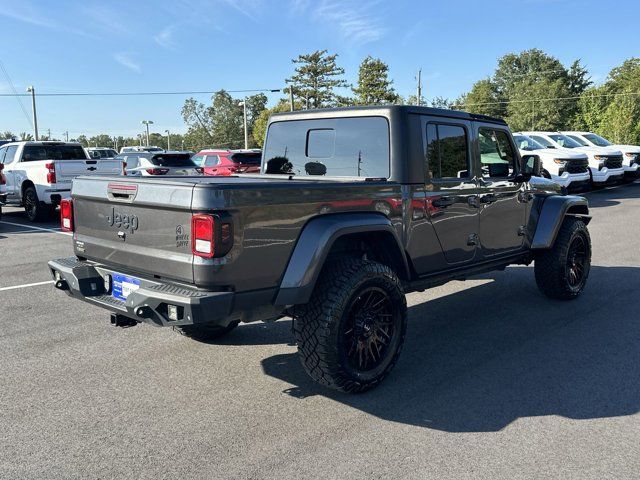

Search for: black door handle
xmin=432 ymin=197 xmax=456 ymax=208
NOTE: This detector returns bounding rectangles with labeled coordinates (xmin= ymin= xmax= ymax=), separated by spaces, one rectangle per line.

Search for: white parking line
xmin=0 ymin=220 xmax=72 ymax=236
xmin=0 ymin=280 xmax=55 ymax=292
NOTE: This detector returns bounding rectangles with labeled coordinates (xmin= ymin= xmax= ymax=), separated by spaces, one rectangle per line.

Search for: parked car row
xmin=1 ymin=127 xmax=638 ymax=223
xmin=514 ymin=131 xmax=640 ymax=191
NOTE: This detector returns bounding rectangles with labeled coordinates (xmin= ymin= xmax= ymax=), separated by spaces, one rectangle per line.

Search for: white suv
xmin=562 ymin=131 xmax=640 ymax=181
xmin=513 ymin=133 xmax=591 ymax=191
xmin=522 ymin=132 xmax=625 ymax=188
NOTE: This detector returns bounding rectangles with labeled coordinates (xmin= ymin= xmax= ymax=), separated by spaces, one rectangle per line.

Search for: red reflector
xmin=46 ymin=162 xmax=56 ymax=184
xmin=60 ymin=199 xmax=74 ymax=232
xmin=146 ymin=168 xmax=169 ymax=175
xmin=191 ymin=214 xmax=215 ymax=258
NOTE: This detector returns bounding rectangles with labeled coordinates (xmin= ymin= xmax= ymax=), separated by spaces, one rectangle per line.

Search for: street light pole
xmin=239 ymin=100 xmax=248 ymax=150
xmin=141 ymin=120 xmax=153 ymax=146
xmin=26 ymin=86 xmax=39 ymax=140
xmin=165 ymin=129 xmax=171 ymax=151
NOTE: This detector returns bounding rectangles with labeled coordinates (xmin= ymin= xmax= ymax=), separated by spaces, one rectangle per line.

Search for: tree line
xmin=5 ymin=49 xmax=638 ymax=150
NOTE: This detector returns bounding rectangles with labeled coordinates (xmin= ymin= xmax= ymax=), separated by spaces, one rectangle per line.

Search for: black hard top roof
xmin=270 ymin=105 xmax=507 ymax=125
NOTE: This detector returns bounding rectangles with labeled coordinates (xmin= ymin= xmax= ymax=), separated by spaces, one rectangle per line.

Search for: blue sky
xmin=0 ymin=0 xmax=638 ymax=139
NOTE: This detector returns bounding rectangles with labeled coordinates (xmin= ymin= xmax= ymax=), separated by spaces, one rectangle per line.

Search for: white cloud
xmin=113 ymin=53 xmax=141 ymax=73
xmin=80 ymin=4 xmax=128 ymax=35
xmin=0 ymin=1 xmax=93 ymax=37
xmin=155 ymin=25 xmax=176 ymax=48
xmin=295 ymin=0 xmax=387 ymax=46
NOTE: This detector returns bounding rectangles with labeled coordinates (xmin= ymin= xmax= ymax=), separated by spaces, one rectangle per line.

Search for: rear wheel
xmin=23 ymin=186 xmax=49 ymax=222
xmin=174 ymin=320 xmax=240 ymax=341
xmin=294 ymin=258 xmax=407 ymax=393
xmin=534 ymin=218 xmax=591 ymax=300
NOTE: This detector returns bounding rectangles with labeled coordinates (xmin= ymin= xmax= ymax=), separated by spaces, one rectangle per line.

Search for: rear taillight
xmin=191 ymin=214 xmax=234 ymax=258
xmin=122 ymin=161 xmax=127 ymax=176
xmin=146 ymin=168 xmax=169 ymax=175
xmin=46 ymin=162 xmax=56 ymax=184
xmin=0 ymin=163 xmax=5 ymax=185
xmin=60 ymin=199 xmax=74 ymax=232
xmin=192 ymin=214 xmax=215 ymax=258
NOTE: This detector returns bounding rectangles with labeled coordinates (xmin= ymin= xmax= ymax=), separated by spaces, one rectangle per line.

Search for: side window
xmin=0 ymin=147 xmax=6 ymax=164
xmin=127 ymin=155 xmax=139 ymax=169
xmin=479 ymin=128 xmax=516 ymax=178
xmin=204 ymin=155 xmax=220 ymax=167
xmin=4 ymin=145 xmax=18 ymax=164
xmin=425 ymin=123 xmax=469 ymax=180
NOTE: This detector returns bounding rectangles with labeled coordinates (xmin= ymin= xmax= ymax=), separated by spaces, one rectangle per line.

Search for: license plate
xmin=112 ymin=273 xmax=140 ymax=301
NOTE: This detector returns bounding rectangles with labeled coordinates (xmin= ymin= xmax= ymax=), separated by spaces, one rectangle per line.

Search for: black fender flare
xmin=274 ymin=213 xmax=409 ymax=306
xmin=531 ymin=195 xmax=591 ymax=250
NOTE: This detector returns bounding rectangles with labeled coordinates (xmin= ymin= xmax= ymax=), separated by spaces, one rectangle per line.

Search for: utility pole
xmin=289 ymin=87 xmax=295 ymax=112
xmin=64 ymin=131 xmax=69 ymax=142
xmin=165 ymin=129 xmax=171 ymax=151
xmin=47 ymin=128 xmax=51 ymax=140
xmin=239 ymin=100 xmax=248 ymax=150
xmin=26 ymin=86 xmax=39 ymax=140
xmin=416 ymin=69 xmax=422 ymax=106
xmin=141 ymin=120 xmax=153 ymax=146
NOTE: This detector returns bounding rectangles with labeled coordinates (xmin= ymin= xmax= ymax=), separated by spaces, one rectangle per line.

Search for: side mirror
xmin=518 ymin=154 xmax=542 ymax=182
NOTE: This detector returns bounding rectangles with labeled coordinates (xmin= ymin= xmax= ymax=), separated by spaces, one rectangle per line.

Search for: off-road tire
xmin=23 ymin=186 xmax=49 ymax=222
xmin=535 ymin=217 xmax=591 ymax=300
xmin=293 ymin=258 xmax=407 ymax=393
xmin=174 ymin=320 xmax=240 ymax=341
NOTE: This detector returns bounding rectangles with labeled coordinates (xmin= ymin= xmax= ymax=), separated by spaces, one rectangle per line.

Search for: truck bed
xmin=70 ymin=174 xmax=403 ymax=292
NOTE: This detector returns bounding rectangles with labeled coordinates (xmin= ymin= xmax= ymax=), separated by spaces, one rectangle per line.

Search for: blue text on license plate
xmin=112 ymin=273 xmax=141 ymax=301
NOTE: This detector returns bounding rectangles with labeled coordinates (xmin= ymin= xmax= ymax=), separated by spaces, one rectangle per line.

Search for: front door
xmin=476 ymin=126 xmax=528 ymax=257
xmin=424 ymin=120 xmax=480 ymax=267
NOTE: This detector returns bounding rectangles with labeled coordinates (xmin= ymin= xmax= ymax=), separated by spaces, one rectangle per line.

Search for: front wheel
xmin=534 ymin=218 xmax=591 ymax=300
xmin=294 ymin=258 xmax=407 ymax=393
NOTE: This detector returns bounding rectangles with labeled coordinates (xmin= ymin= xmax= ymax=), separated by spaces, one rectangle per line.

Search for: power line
xmin=0 ymin=88 xmax=282 ymax=98
xmin=0 ymin=59 xmax=33 ymax=128
xmin=450 ymin=90 xmax=640 ymax=109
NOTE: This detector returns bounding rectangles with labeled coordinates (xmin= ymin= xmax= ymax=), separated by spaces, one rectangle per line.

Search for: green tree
xmin=506 ymin=78 xmax=571 ymax=131
xmin=19 ymin=132 xmax=34 ymax=141
xmin=352 ymin=56 xmax=398 ymax=105
xmin=2 ymin=130 xmax=15 ymax=139
xmin=210 ymin=90 xmax=244 ymax=149
xmin=594 ymin=58 xmax=640 ymax=143
xmin=430 ymin=96 xmax=454 ymax=109
xmin=458 ymin=79 xmax=506 ymax=117
xmin=286 ymin=50 xmax=348 ymax=108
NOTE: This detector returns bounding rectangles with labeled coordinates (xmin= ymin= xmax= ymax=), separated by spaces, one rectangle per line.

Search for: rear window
xmin=263 ymin=117 xmax=390 ymax=177
xmin=230 ymin=152 xmax=261 ymax=165
xmin=150 ymin=153 xmax=197 ymax=167
xmin=22 ymin=144 xmax=87 ymax=161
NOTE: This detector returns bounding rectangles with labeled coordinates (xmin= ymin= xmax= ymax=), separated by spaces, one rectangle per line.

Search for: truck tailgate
xmin=72 ymin=177 xmax=195 ymax=284
xmin=57 ymin=159 xmax=122 ymax=181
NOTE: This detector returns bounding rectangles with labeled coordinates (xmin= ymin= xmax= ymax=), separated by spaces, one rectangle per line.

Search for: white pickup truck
xmin=512 ymin=133 xmax=591 ymax=191
xmin=522 ymin=132 xmax=625 ymax=188
xmin=562 ymin=131 xmax=640 ymax=181
xmin=0 ymin=141 xmax=124 ymax=221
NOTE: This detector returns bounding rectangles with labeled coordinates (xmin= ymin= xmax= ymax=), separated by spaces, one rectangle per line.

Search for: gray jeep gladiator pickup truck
xmin=49 ymin=106 xmax=592 ymax=393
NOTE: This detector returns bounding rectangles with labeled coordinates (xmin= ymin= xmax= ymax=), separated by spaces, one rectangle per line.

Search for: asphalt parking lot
xmin=1 ymin=183 xmax=639 ymax=480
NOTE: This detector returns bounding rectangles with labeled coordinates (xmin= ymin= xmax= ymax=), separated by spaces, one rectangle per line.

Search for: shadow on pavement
xmin=586 ymin=181 xmax=640 ymax=208
xmin=257 ymin=265 xmax=640 ymax=432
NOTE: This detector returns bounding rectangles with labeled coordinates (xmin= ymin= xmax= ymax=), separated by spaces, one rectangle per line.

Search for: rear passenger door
xmin=423 ymin=118 xmax=480 ymax=265
xmin=475 ymin=125 xmax=528 ymax=257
